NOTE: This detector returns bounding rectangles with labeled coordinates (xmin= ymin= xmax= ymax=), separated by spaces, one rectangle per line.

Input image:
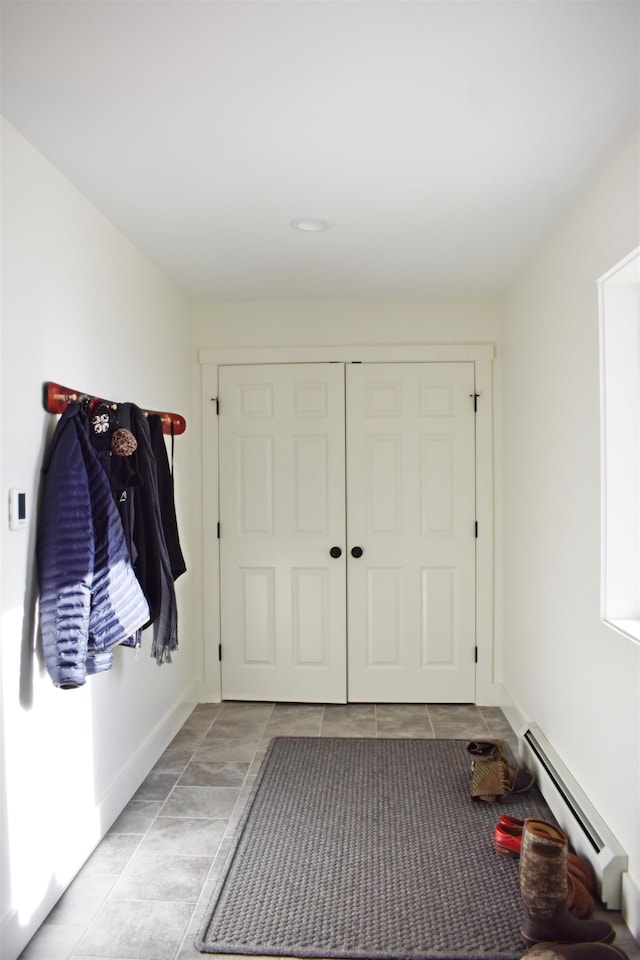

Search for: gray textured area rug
xmin=196 ymin=737 xmax=554 ymax=959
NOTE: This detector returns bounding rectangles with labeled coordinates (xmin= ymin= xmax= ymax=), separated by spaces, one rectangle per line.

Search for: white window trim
xmin=607 ymin=619 xmax=640 ymax=644
xmin=599 ymin=248 xmax=640 ymax=646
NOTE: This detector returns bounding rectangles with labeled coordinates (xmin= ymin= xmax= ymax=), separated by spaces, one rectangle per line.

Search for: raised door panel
xmin=240 ymin=568 xmax=275 ymax=664
xmin=366 ymin=568 xmax=402 ymax=665
xmin=421 ymin=567 xmax=457 ymax=664
xmin=237 ymin=437 xmax=274 ymax=535
xmin=366 ymin=436 xmax=403 ymax=534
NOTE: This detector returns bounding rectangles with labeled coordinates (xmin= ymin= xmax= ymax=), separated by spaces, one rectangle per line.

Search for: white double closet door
xmin=219 ymin=361 xmax=476 ymax=703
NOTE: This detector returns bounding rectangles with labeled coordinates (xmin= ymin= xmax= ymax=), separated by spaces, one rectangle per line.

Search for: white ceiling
xmin=1 ymin=1 xmax=639 ymax=302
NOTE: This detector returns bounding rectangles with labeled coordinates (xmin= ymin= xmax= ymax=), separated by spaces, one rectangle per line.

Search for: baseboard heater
xmin=519 ymin=723 xmax=627 ymax=909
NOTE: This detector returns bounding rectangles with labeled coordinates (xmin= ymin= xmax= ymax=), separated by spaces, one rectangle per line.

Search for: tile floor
xmin=18 ymin=702 xmax=640 ymax=960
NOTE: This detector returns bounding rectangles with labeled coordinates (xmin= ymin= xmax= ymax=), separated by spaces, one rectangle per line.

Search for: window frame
xmin=599 ymin=247 xmax=640 ymax=645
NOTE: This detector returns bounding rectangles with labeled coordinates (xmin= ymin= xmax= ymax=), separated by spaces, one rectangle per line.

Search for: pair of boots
xmin=519 ymin=819 xmax=625 ymax=960
xmin=495 ymin=815 xmax=596 ymax=919
xmin=466 ymin=738 xmax=535 ymax=802
xmin=464 ymin=746 xmax=627 ymax=959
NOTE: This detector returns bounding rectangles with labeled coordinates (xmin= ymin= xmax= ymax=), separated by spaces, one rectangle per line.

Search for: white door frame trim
xmin=200 ymin=343 xmax=497 ymax=705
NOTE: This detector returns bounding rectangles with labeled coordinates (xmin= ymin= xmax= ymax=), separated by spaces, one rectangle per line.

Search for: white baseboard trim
xmin=519 ymin=723 xmax=627 ymax=910
xmin=97 ymin=680 xmax=197 ymax=834
xmin=1 ymin=683 xmax=197 ymax=960
xmin=496 ymin=682 xmax=528 ymax=755
xmin=622 ymin=871 xmax=640 ymax=940
xmin=498 ymin=684 xmax=640 ymax=931
xmin=0 ymin=909 xmax=21 ymax=960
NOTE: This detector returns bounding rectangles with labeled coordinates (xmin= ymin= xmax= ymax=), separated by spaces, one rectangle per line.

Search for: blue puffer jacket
xmin=37 ymin=403 xmax=150 ymax=688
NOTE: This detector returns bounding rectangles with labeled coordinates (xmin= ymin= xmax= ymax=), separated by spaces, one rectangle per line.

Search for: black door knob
xmin=351 ymin=546 xmax=363 ymax=558
xmin=329 ymin=546 xmax=342 ymax=559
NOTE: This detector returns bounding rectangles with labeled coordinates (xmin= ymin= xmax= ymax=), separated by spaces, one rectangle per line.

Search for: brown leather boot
xmin=521 ymin=944 xmax=629 ymax=960
xmin=520 ymin=819 xmax=614 ymax=944
xmin=566 ymin=873 xmax=594 ymax=920
xmin=466 ymin=739 xmax=512 ymax=802
xmin=466 ymin=739 xmax=535 ymax=801
xmin=494 ymin=814 xmax=596 ymax=895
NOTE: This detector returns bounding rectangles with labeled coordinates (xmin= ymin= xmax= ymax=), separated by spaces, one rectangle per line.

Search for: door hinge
xmin=474 ymin=646 xmax=478 ymax=663
xmin=212 ymin=397 xmax=220 ymax=414
xmin=475 ymin=521 xmax=478 ymax=538
xmin=470 ymin=392 xmax=480 ymax=412
xmin=218 ymin=644 xmax=222 ymax=661
xmin=217 ymin=522 xmax=221 ymax=539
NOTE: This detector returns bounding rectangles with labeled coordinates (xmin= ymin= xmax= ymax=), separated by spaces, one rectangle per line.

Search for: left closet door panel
xmin=219 ymin=364 xmax=347 ymax=702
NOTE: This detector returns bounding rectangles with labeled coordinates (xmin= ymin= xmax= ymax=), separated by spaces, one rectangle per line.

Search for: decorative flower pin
xmin=92 ymin=413 xmax=111 ymax=434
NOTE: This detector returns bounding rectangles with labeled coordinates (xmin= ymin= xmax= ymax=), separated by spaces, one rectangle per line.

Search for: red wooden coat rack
xmin=43 ymin=381 xmax=187 ymax=435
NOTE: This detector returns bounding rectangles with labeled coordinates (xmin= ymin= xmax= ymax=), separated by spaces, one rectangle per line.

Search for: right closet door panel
xmin=345 ymin=362 xmax=476 ymax=702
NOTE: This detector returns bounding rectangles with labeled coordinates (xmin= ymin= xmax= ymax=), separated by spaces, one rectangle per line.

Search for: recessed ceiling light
xmin=290 ymin=218 xmax=334 ymax=232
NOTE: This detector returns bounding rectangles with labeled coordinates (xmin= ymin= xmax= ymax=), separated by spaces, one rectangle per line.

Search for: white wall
xmin=501 ymin=119 xmax=640 ymax=934
xmin=192 ymin=297 xmax=502 ymax=350
xmin=0 ymin=121 xmax=198 ymax=960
